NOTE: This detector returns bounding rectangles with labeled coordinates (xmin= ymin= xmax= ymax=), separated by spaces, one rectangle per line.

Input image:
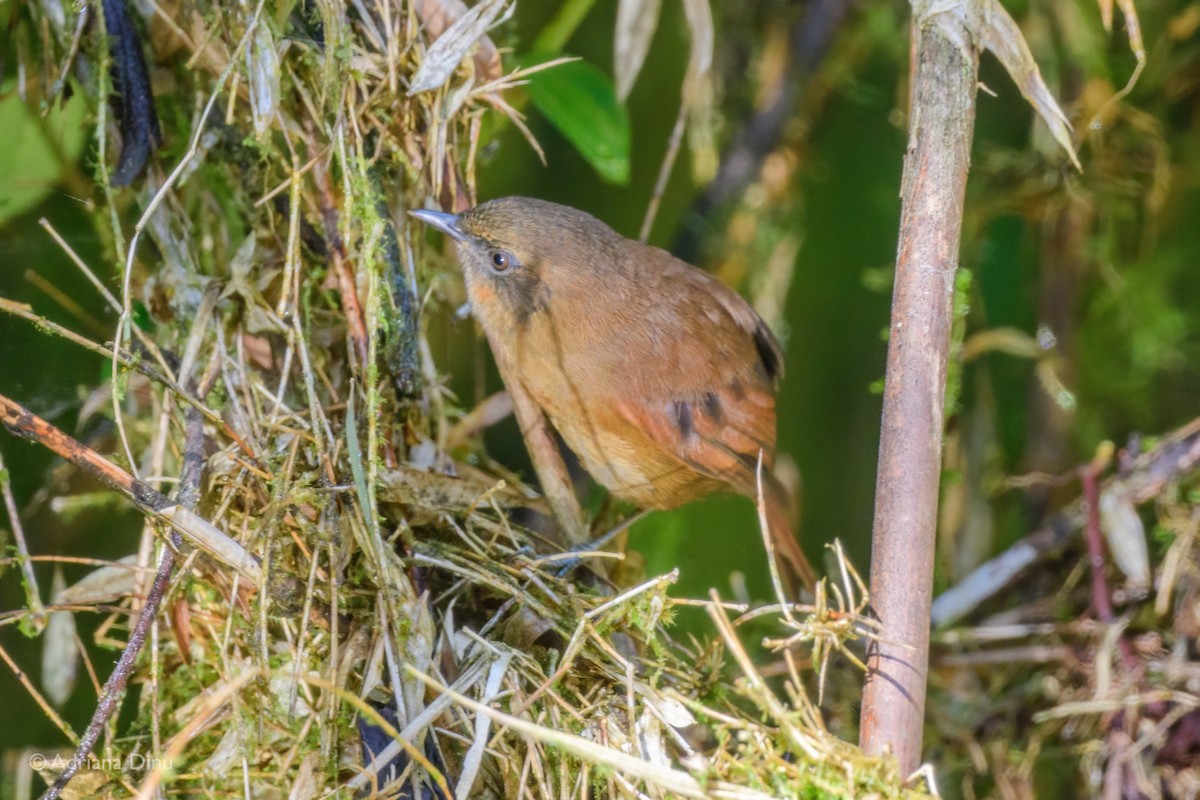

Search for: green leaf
xmin=0 ymin=82 xmax=88 ymax=225
xmin=522 ymin=55 xmax=630 ymax=185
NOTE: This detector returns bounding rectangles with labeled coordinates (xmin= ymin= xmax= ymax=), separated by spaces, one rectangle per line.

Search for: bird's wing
xmin=609 ymin=376 xmax=776 ymax=494
xmin=608 ymin=257 xmax=783 ymax=495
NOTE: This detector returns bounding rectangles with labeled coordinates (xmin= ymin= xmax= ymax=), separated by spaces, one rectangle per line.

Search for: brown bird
xmin=412 ymin=197 xmax=814 ymax=589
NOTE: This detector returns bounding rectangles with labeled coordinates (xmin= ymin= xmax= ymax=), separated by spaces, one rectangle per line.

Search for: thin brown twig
xmin=0 ymin=641 xmax=77 ymax=743
xmin=23 ymin=269 xmax=110 ymax=337
xmin=313 ymin=157 xmax=371 ymax=369
xmin=0 ymin=297 xmax=262 ymax=465
xmin=0 ymin=450 xmax=45 ymax=623
xmin=36 ymin=218 xmax=173 ymax=381
xmin=39 ymin=536 xmax=180 ymax=800
xmin=0 ymin=393 xmax=260 ymax=583
xmin=1080 ymin=462 xmax=1138 ymax=672
xmin=38 ymin=386 xmax=214 ymax=799
xmin=639 ymin=104 xmax=687 ymax=243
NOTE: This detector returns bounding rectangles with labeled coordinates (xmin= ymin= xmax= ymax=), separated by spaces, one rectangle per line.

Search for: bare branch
xmin=859 ymin=4 xmax=980 ymax=773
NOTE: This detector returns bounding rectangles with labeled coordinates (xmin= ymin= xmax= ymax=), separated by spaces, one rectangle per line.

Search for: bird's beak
xmin=409 ymin=209 xmax=468 ymax=243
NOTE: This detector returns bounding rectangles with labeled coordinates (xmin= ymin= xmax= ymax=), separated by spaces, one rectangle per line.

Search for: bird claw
xmin=551 ymin=509 xmax=651 ymax=577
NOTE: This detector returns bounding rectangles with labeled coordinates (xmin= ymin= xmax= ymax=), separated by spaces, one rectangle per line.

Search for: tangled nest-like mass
xmin=2 ymin=2 xmax=927 ymax=798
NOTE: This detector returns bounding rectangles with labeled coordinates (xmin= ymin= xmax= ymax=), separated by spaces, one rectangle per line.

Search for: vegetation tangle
xmin=1 ymin=1 xmax=1198 ymax=799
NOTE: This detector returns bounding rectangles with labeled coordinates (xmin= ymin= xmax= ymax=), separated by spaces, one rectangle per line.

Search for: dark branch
xmin=102 ymin=0 xmax=162 ymax=185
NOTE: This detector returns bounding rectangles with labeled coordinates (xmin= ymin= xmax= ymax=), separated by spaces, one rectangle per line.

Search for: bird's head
xmin=411 ymin=197 xmax=621 ymax=330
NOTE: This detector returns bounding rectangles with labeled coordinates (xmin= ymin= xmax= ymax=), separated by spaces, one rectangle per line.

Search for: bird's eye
xmin=489 ymin=250 xmax=512 ymax=271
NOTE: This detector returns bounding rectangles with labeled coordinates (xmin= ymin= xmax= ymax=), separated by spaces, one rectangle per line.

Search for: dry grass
xmin=928 ymin=481 xmax=1200 ymax=797
xmin=0 ymin=2 xmax=929 ymax=798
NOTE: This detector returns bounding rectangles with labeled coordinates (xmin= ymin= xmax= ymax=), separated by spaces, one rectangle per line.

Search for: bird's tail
xmin=760 ymin=469 xmax=817 ymax=595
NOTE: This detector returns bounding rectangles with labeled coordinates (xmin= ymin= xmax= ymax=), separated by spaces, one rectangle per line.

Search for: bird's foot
xmin=549 ymin=509 xmax=651 ymax=577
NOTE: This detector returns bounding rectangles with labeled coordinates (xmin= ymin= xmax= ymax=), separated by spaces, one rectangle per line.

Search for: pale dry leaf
xmin=397 ymin=591 xmax=437 ymax=731
xmin=409 ymin=0 xmax=511 ymax=96
xmin=614 ymin=0 xmax=662 ymax=102
xmin=269 ymin=663 xmax=315 ymax=715
xmin=446 ymin=390 xmax=513 ymax=449
xmin=245 ymin=18 xmax=279 ymax=136
xmin=349 ymin=52 xmax=386 ymax=79
xmin=204 ymin=718 xmax=250 ymax=777
xmin=636 ymin=707 xmax=669 ymax=767
xmin=55 ymin=555 xmax=141 ymax=605
xmin=681 ymin=0 xmax=717 ymax=181
xmin=286 ymin=752 xmax=324 ymax=800
xmin=43 ymin=568 xmax=78 ymax=708
xmin=377 ymin=464 xmax=528 ymax=510
xmin=32 ymin=752 xmax=116 ymax=800
xmin=1089 ymin=0 xmax=1146 ymax=129
xmin=979 ymin=0 xmax=1081 ymax=169
xmin=648 ymin=694 xmax=697 ymax=728
xmin=681 ymin=0 xmax=714 ymax=106
xmin=414 ymin=0 xmax=503 ymax=82
xmin=454 ymin=651 xmax=512 ymax=799
xmin=1114 ymin=0 xmax=1144 ymax=58
xmin=1099 ymin=486 xmax=1151 ymax=592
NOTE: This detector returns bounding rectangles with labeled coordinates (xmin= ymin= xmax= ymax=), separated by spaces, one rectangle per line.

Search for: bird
xmin=411 ymin=197 xmax=815 ymax=590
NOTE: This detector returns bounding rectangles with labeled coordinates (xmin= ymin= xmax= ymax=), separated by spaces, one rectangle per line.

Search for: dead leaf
xmin=681 ymin=0 xmax=717 ymax=181
xmin=33 ymin=752 xmax=118 ymax=800
xmin=409 ymin=0 xmax=511 ymax=96
xmin=446 ymin=390 xmax=513 ymax=449
xmin=377 ymin=465 xmax=529 ymax=512
xmin=501 ymin=605 xmax=560 ymax=651
xmin=246 ymin=18 xmax=279 ymax=136
xmin=614 ymin=0 xmax=662 ymax=101
xmin=287 ymin=752 xmax=324 ymax=800
xmin=979 ymin=0 xmax=1081 ymax=170
xmin=1099 ymin=485 xmax=1151 ymax=592
xmin=414 ymin=0 xmax=503 ymax=83
xmin=43 ymin=569 xmax=78 ymax=708
xmin=454 ymin=652 xmax=512 ymax=799
xmin=172 ymin=596 xmax=193 ymax=665
xmin=680 ymin=0 xmax=713 ymax=106
xmin=55 ymin=556 xmax=140 ymax=605
xmin=1088 ymin=0 xmax=1145 ymax=129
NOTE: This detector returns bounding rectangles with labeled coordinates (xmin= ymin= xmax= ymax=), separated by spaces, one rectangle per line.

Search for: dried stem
xmin=314 ymin=158 xmax=371 ymax=369
xmin=0 ymin=393 xmax=260 ymax=584
xmin=0 ymin=450 xmax=45 ymax=623
xmin=40 ymin=403 xmax=205 ymax=800
xmin=639 ymin=104 xmax=687 ymax=243
xmin=932 ymin=416 xmax=1200 ymax=626
xmin=859 ymin=11 xmax=979 ymax=773
xmin=1080 ymin=462 xmax=1138 ymax=671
